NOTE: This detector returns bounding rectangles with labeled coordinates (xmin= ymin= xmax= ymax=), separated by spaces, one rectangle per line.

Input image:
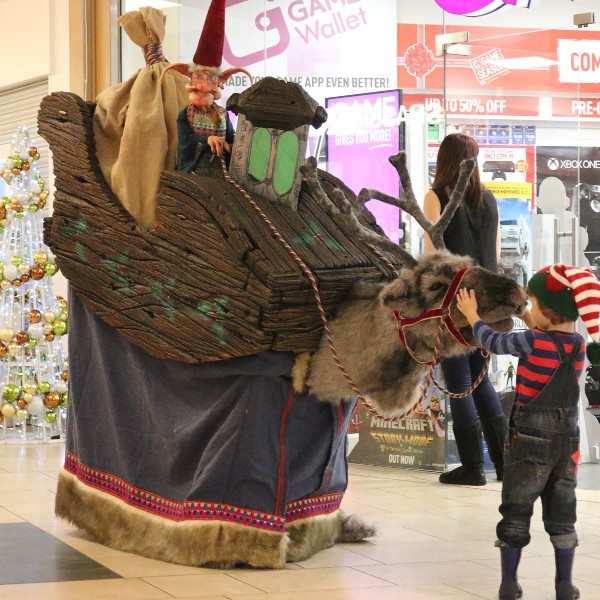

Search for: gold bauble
xmin=43 ymin=391 xmax=61 ymax=409
xmin=33 ymin=251 xmax=48 ymax=265
xmin=29 ymin=266 xmax=44 ymax=280
xmin=7 ymin=341 xmax=21 ymax=355
xmin=27 ymin=310 xmax=42 ymax=324
xmin=1 ymin=403 xmax=16 ymax=418
xmin=23 ymin=381 xmax=37 ymax=395
xmin=0 ymin=328 xmax=14 ymax=343
xmin=15 ymin=331 xmax=28 ymax=345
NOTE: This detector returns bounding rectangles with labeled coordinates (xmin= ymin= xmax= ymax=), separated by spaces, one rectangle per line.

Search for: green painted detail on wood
xmin=247 ymin=128 xmax=270 ymax=182
xmin=273 ymin=131 xmax=298 ymax=195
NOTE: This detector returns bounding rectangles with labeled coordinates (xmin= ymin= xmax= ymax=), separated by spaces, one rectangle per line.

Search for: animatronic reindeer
xmin=39 ymin=77 xmax=525 ymax=569
xmin=297 ymin=154 xmax=527 ymax=416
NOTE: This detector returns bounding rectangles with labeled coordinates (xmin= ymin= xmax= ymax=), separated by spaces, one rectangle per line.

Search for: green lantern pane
xmin=273 ymin=132 xmax=299 ymax=195
xmin=247 ymin=128 xmax=271 ymax=182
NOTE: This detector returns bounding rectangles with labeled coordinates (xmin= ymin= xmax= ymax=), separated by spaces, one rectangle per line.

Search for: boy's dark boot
xmin=555 ymin=547 xmax=580 ymax=600
xmin=439 ymin=421 xmax=486 ymax=485
xmin=481 ymin=414 xmax=509 ymax=481
xmin=499 ymin=546 xmax=523 ymax=600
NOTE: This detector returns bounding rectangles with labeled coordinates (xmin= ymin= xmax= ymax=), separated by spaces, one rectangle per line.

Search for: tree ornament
xmin=37 ymin=381 xmax=51 ymax=394
xmin=2 ymin=384 xmax=21 ymax=402
xmin=27 ymin=310 xmax=42 ymax=323
xmin=0 ymin=328 xmax=15 ymax=343
xmin=43 ymin=391 xmax=61 ymax=409
xmin=1 ymin=403 xmax=16 ymax=418
xmin=52 ymin=320 xmax=67 ymax=336
xmin=33 ymin=251 xmax=47 ymax=265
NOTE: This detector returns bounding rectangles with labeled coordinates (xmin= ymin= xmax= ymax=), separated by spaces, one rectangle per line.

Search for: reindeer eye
xmin=429 ymin=282 xmax=445 ymax=292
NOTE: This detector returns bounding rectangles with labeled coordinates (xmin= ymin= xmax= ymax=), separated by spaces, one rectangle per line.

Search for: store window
xmin=113 ymin=0 xmax=600 ymax=467
xmin=115 ymin=0 xmax=599 ymax=264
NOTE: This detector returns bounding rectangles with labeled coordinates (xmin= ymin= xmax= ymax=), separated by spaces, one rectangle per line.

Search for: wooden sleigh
xmin=38 ymin=85 xmax=400 ymax=364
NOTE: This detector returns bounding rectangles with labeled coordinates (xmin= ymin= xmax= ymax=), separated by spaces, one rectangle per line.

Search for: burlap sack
xmin=93 ymin=7 xmax=189 ymax=228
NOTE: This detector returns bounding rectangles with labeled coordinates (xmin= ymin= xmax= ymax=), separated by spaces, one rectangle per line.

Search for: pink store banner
xmin=179 ymin=0 xmax=398 ymax=109
xmin=326 ymin=90 xmax=403 ymax=243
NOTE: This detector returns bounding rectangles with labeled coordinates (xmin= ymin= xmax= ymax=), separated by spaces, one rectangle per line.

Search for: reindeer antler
xmin=300 ymin=157 xmax=418 ymax=268
xmin=357 ymin=152 xmax=475 ymax=250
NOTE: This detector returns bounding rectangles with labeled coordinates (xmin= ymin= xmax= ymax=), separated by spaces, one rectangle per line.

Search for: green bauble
xmin=2 ymin=384 xmax=21 ymax=402
xmin=52 ymin=320 xmax=67 ymax=336
xmin=43 ymin=263 xmax=57 ymax=276
xmin=37 ymin=381 xmax=51 ymax=394
xmin=44 ymin=410 xmax=57 ymax=424
xmin=10 ymin=256 xmax=22 ymax=267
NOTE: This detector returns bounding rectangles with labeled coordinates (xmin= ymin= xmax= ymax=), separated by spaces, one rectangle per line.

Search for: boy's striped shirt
xmin=473 ymin=321 xmax=585 ymax=404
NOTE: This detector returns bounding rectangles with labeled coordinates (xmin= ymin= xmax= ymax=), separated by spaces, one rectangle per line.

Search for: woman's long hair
xmin=431 ymin=133 xmax=484 ymax=210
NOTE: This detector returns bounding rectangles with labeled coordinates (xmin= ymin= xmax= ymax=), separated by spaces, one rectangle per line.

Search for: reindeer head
xmin=381 ymin=251 xmax=527 ymax=357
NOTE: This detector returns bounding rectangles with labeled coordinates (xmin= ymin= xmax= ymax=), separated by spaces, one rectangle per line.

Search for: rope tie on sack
xmin=143 ymin=43 xmax=166 ymax=65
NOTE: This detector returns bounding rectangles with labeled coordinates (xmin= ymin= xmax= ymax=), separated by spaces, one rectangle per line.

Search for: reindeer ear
xmin=379 ymin=278 xmax=412 ymax=312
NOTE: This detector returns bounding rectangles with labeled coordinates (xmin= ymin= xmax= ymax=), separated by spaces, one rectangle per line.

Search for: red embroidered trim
xmin=285 ymin=493 xmax=344 ymax=522
xmin=63 ymin=451 xmax=285 ymax=532
xmin=63 ymin=452 xmax=344 ymax=530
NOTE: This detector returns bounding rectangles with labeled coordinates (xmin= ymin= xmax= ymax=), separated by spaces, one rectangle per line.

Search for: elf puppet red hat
xmin=528 ymin=264 xmax=600 ymax=364
xmin=161 ymin=0 xmax=252 ymax=85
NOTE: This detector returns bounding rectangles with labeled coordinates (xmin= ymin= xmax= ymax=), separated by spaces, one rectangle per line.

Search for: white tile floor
xmin=0 ymin=442 xmax=599 ymax=599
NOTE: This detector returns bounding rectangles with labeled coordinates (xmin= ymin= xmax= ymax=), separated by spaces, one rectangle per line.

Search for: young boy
xmin=456 ymin=264 xmax=600 ymax=600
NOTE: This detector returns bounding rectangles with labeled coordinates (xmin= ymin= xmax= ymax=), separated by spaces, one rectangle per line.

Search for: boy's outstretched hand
xmin=456 ymin=288 xmax=481 ymax=326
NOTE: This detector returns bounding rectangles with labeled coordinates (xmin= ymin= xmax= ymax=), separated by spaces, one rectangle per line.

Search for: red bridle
xmin=393 ymin=267 xmax=475 ymax=364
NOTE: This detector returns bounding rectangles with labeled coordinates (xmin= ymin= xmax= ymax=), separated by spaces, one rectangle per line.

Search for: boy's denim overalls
xmin=496 ymin=330 xmax=581 ymax=550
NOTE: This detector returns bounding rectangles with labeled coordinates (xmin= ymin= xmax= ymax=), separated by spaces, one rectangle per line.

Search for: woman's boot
xmin=499 ymin=546 xmax=523 ymax=600
xmin=555 ymin=547 xmax=580 ymax=600
xmin=481 ymin=414 xmax=509 ymax=481
xmin=439 ymin=421 xmax=486 ymax=485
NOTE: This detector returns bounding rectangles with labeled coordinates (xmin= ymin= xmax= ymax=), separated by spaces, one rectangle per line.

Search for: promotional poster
xmin=326 ymin=90 xmax=403 ymax=243
xmin=348 ymin=368 xmax=448 ymax=472
xmin=535 ymin=146 xmax=600 ymax=271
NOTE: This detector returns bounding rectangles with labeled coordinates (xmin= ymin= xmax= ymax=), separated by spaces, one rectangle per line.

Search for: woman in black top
xmin=423 ymin=132 xmax=508 ymax=486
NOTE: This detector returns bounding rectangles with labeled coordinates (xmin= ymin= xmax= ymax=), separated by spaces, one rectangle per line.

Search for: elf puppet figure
xmin=162 ymin=0 xmax=252 ymax=173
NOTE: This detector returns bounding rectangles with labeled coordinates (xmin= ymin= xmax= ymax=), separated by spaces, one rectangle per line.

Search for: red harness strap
xmin=393 ymin=267 xmax=473 ymax=361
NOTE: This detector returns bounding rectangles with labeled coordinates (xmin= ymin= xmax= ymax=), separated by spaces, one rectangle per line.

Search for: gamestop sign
xmin=558 ymin=39 xmax=600 ymax=84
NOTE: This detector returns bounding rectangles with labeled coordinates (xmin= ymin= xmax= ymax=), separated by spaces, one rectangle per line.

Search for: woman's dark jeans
xmin=441 ymin=351 xmax=504 ymax=425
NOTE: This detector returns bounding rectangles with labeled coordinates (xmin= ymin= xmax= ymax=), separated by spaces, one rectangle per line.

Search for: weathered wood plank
xmin=38 ymin=91 xmax=400 ymax=362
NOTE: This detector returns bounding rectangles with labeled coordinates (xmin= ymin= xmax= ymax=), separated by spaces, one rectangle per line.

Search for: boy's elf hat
xmin=528 ymin=264 xmax=600 ymax=365
xmin=161 ymin=0 xmax=252 ymax=84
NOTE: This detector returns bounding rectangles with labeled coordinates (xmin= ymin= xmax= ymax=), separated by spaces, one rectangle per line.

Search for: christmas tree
xmin=0 ymin=125 xmax=68 ymax=441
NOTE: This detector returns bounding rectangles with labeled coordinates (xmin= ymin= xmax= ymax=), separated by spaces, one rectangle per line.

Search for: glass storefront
xmin=114 ymin=0 xmax=600 ymax=467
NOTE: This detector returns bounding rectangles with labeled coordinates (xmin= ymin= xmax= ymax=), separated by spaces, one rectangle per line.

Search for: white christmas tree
xmin=0 ymin=125 xmax=68 ymax=441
